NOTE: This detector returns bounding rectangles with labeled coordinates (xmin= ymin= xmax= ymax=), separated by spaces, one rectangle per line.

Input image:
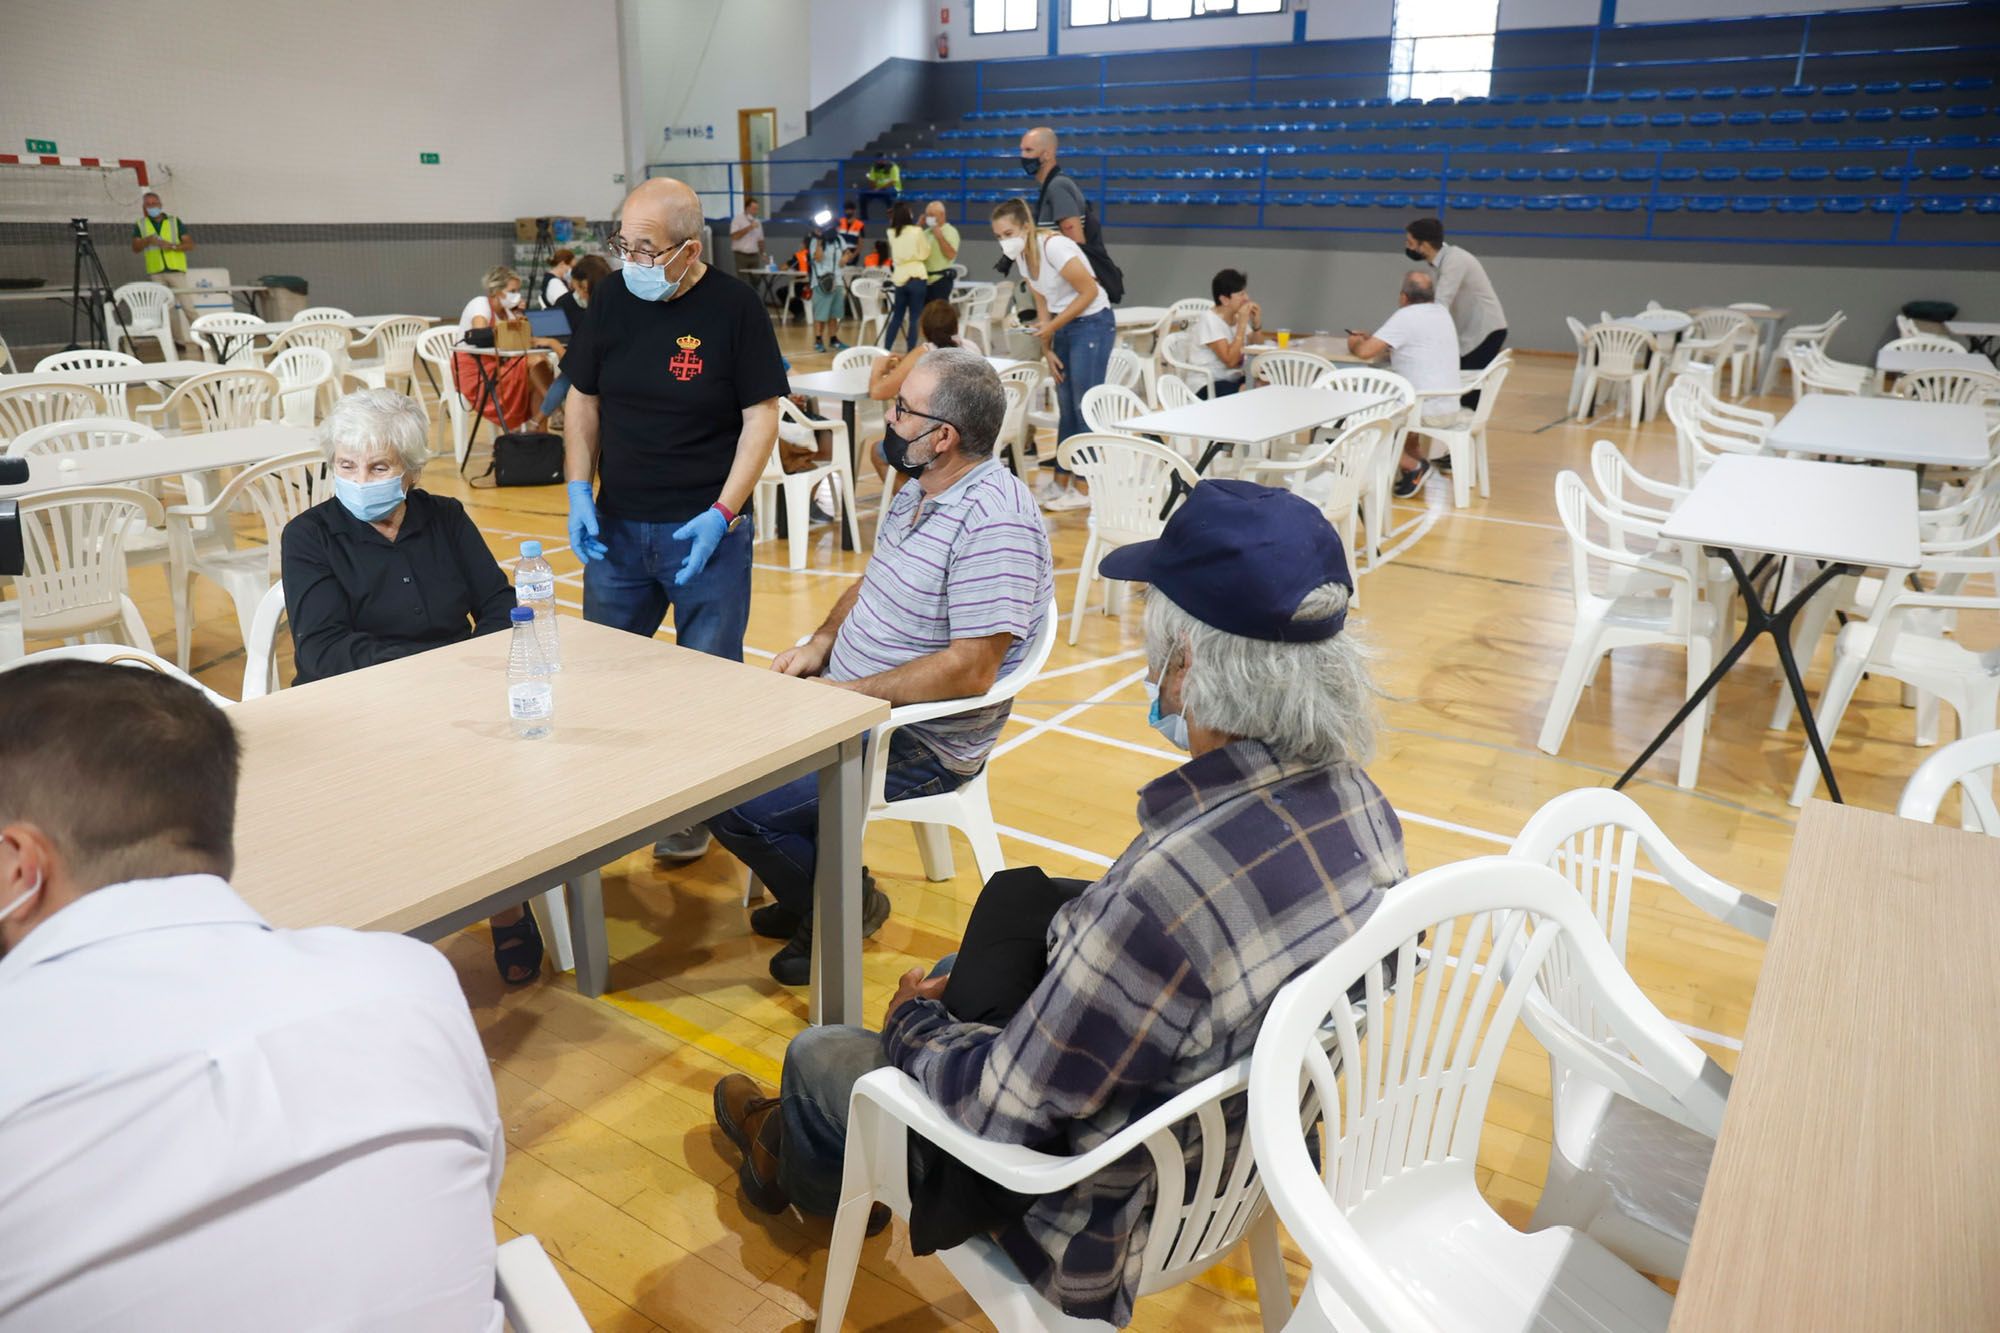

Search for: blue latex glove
xmin=671 ymin=506 xmax=729 ymax=586
xmin=566 ymin=480 xmax=608 ymax=564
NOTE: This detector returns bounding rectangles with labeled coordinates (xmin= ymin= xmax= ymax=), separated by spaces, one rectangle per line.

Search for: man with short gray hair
xmin=707 ymin=348 xmax=1052 ymax=986
xmin=1347 ymin=267 xmax=1465 ymax=496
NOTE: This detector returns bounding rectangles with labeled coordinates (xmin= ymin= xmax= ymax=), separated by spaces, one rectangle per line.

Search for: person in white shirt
xmin=1404 ymin=217 xmax=1507 ymax=407
xmin=730 ymin=198 xmax=767 ymax=279
xmin=1187 ymin=268 xmax=1275 ymax=397
xmin=990 ymin=196 xmax=1112 ymax=512
xmin=1347 ymin=270 xmax=1467 ymax=497
xmin=0 ymin=662 xmax=505 ymax=1333
xmin=542 ymin=248 xmax=576 ymax=309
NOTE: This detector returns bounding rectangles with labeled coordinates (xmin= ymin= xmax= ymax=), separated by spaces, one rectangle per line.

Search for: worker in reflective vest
xmin=131 ymin=190 xmax=196 ymax=350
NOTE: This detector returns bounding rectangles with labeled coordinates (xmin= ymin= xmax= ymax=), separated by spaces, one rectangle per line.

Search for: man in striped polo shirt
xmin=707 ymin=347 xmax=1053 ymax=986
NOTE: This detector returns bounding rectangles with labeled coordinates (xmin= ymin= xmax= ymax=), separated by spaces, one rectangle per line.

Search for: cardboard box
xmin=514 ymin=216 xmax=589 ymax=243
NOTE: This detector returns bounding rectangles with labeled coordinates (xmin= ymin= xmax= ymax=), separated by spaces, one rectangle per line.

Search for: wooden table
xmin=229 ymin=618 xmax=888 ymax=1024
xmin=1671 ymin=801 xmax=2000 ymax=1331
xmin=0 ymin=422 xmax=314 ymax=499
xmin=1767 ymin=396 xmax=1992 ymax=469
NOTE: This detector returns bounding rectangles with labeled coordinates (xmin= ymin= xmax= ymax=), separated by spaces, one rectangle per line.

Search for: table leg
xmin=564 ymin=869 xmax=610 ymax=998
xmin=1615 ymin=550 xmax=1852 ymax=795
xmin=810 ymin=734 xmax=866 ymax=1027
xmin=840 ymin=399 xmax=861 ymax=552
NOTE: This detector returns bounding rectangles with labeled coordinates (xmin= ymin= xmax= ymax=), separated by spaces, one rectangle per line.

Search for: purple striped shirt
xmin=826 ymin=458 xmax=1053 ymax=774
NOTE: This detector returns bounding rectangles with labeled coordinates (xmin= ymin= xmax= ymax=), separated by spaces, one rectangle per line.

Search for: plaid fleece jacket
xmin=883 ymin=739 xmax=1406 ymax=1324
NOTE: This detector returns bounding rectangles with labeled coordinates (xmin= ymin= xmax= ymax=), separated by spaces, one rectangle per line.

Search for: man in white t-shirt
xmin=729 ymin=199 xmax=766 ymax=279
xmin=1347 ymin=270 xmax=1466 ymax=497
xmin=1187 ymin=268 xmax=1274 ymax=397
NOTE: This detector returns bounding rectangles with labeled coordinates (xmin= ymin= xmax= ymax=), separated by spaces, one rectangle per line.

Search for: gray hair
xmin=482 ymin=264 xmax=519 ymax=296
xmin=1401 ymin=270 xmax=1435 ymax=303
xmin=920 ymin=346 xmax=1006 ymax=459
xmin=1144 ymin=582 xmax=1380 ymax=767
xmin=317 ymin=388 xmax=431 ymax=474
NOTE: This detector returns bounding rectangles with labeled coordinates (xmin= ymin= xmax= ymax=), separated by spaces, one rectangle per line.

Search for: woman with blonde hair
xmin=990 ymin=197 xmax=1111 ymax=511
xmin=452 ymin=264 xmax=563 ymax=432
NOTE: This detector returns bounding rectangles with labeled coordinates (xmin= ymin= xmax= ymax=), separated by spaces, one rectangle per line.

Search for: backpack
xmin=1034 ymin=167 xmax=1125 ymax=305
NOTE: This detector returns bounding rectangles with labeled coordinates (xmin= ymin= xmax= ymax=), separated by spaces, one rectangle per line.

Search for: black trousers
xmin=925 ymin=272 xmax=956 ymax=305
xmin=1460 ymin=326 xmax=1508 ymax=409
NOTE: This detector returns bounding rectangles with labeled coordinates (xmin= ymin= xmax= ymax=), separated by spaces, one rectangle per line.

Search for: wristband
xmin=712 ymin=500 xmax=737 ymax=525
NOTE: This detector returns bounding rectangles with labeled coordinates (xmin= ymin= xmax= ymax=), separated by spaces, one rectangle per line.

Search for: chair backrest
xmin=112 ymin=281 xmax=176 ymax=318
xmin=1665 ymin=375 xmax=1763 ymax=481
xmin=1891 ymin=367 xmax=2000 ymax=405
xmin=1566 ymin=314 xmax=1590 ymax=353
xmin=32 ymin=349 xmax=141 ymax=414
xmin=294 ymin=306 xmax=355 ymax=324
xmin=1688 ymin=309 xmax=1752 ymax=346
xmin=268 ymin=347 xmax=337 ymax=426
xmin=1882 ymin=333 xmax=1964 ymax=356
xmin=1898 ymin=732 xmax=2000 ymax=834
xmin=0 ymin=331 xmax=11 ymax=374
xmin=1167 ymin=297 xmax=1211 ymax=330
xmin=1080 ymin=383 xmax=1149 ymax=434
xmin=7 ymin=415 xmax=161 ymax=460
xmin=1155 ymin=372 xmax=1199 ymax=410
xmin=366 ymin=315 xmax=430 ymax=369
xmin=1106 ymin=345 xmax=1144 ymax=391
xmin=1242 ymin=417 xmax=1389 ymax=520
xmin=1588 ymin=437 xmax=1682 ymax=518
xmin=15 ymin=485 xmax=166 ymax=634
xmin=0 ymin=382 xmax=110 ymax=442
xmin=1896 ymin=314 xmax=1922 ymax=338
xmin=0 ymin=642 xmax=230 ymax=707
xmin=157 ymin=367 xmax=280 ymax=432
xmin=849 ymin=277 xmax=887 ymax=321
xmin=1586 ymin=322 xmax=1653 ymax=374
xmin=412 ymin=324 xmax=466 ymax=415
xmin=241 ymin=580 xmax=290 ymax=700
xmin=1554 ymin=469 xmax=1692 ymax=615
xmin=264 ymin=321 xmax=352 ymax=361
xmin=1461 ymin=359 xmax=1510 ymax=431
xmin=1252 ymin=349 xmax=1338 ymax=388
xmin=997 ymin=362 xmax=1043 ymax=394
xmin=832 ymin=345 xmax=887 ymax=373
xmin=1056 ymin=433 xmax=1198 ymax=543
xmin=1248 ymin=857 xmax=1724 ymax=1332
xmin=206 ymin=449 xmax=328 ymax=571
xmin=1158 ymin=330 xmax=1208 ymax=383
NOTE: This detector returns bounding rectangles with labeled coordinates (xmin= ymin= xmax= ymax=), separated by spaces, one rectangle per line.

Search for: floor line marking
xmin=1391 ymin=503 xmax=1563 ymax=534
xmin=595 ymin=992 xmax=784 ymax=1084
xmin=1028 ymin=648 xmax=1146 ymax=683
xmin=990 ymin=669 xmax=1148 ymax=760
xmin=994 ymin=824 xmax=1117 ymax=868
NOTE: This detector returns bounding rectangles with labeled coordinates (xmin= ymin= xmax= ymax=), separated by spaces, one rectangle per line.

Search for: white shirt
xmin=1431 ymin=243 xmax=1506 ymax=356
xmin=458 ymin=293 xmax=505 ymax=329
xmin=730 ymin=210 xmax=765 ymax=255
xmin=1023 ymin=233 xmax=1110 ymax=320
xmin=0 ymin=876 xmax=504 ymax=1333
xmin=1188 ymin=308 xmax=1245 ymax=383
xmin=1374 ymin=302 xmax=1464 ymax=423
xmin=542 ymin=273 xmax=570 ymax=308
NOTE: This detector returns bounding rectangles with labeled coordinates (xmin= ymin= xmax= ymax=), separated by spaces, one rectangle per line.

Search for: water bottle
xmin=507 ymin=606 xmax=554 ymax=740
xmin=514 ymin=540 xmax=561 ymax=671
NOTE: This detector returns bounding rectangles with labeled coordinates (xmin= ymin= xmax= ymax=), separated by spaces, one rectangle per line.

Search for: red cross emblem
xmin=669 ymin=334 xmax=704 ymax=382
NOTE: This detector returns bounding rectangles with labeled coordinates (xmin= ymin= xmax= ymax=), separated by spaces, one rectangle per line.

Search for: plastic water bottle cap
xmin=510 ymin=606 xmax=535 ymax=622
xmin=520 ymin=540 xmax=542 ymax=558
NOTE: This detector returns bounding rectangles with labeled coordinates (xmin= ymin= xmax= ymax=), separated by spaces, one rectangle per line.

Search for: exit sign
xmin=24 ymin=138 xmax=56 ymax=154
xmin=419 ymin=152 xmax=440 ymax=165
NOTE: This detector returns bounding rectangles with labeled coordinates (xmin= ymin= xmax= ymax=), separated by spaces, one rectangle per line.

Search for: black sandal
xmin=491 ymin=910 xmax=545 ymax=987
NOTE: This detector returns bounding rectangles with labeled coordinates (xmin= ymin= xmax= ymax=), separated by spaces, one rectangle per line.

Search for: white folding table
xmin=0 ymin=423 xmax=314 ymax=499
xmin=1122 ymin=385 xmax=1391 ymax=476
xmin=0 ymin=360 xmax=215 ymax=393
xmin=1944 ymin=319 xmax=2000 ymax=357
xmin=1873 ymin=345 xmax=1997 ymax=380
xmin=1618 ymin=455 xmax=1921 ymax=801
xmin=1766 ymin=396 xmax=1991 ymax=469
xmin=1113 ymin=305 xmax=1169 ymax=333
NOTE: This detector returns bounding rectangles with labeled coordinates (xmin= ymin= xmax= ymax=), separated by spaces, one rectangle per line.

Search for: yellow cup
xmin=1276 ymin=329 xmax=1291 ymax=348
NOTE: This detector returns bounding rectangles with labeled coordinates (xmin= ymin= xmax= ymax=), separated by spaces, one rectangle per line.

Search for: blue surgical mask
xmin=623 ymin=241 xmax=691 ymax=302
xmin=146 ymin=206 xmax=163 ymax=219
xmin=335 ymin=474 xmax=407 ymax=523
xmin=1142 ymin=677 xmax=1191 ymax=752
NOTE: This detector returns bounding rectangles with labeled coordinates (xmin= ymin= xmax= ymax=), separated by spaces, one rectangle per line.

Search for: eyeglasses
xmin=891 ymin=398 xmax=959 ymax=435
xmin=606 ymin=237 xmax=684 ymax=266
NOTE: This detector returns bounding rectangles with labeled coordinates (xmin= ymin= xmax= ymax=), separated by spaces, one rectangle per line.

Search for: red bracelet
xmin=712 ymin=500 xmax=737 ymax=524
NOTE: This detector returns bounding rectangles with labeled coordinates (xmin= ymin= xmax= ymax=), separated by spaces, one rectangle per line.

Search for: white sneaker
xmin=1031 ymin=475 xmax=1063 ymax=505
xmin=1044 ymin=489 xmax=1091 ymax=512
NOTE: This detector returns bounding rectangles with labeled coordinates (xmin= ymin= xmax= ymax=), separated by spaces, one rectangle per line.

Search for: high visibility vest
xmin=138 ymin=214 xmax=187 ymax=274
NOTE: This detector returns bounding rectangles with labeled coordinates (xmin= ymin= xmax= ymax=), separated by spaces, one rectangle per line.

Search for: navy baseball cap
xmin=1099 ymin=479 xmax=1353 ymax=642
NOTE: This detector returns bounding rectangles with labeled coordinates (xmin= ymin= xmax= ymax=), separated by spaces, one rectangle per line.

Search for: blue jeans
xmin=708 ymin=730 xmax=965 ymax=917
xmin=857 ymin=188 xmax=899 ymax=221
xmin=777 ymin=953 xmax=956 ymax=1215
xmin=881 ymin=277 xmax=925 ymax=351
xmin=582 ymin=511 xmax=751 ymax=659
xmin=540 ymin=371 xmax=571 ymax=419
xmin=1052 ymin=306 xmax=1115 ymax=453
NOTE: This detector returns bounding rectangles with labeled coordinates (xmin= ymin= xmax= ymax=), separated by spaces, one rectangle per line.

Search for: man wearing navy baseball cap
xmin=736 ymin=479 xmax=1406 ymax=1327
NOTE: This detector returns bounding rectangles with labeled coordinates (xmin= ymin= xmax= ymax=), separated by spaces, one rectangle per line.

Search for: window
xmin=1070 ymin=0 xmax=1283 ymax=27
xmin=1388 ymin=0 xmax=1500 ymax=103
xmin=974 ymin=0 xmax=1039 ymax=34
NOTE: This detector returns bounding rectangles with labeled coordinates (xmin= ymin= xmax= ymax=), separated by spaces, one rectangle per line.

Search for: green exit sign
xmin=419 ymin=152 xmax=440 ymax=165
xmin=24 ymin=138 xmax=57 ymax=154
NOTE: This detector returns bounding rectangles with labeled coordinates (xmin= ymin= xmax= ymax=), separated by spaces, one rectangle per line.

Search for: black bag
xmin=1034 ymin=167 xmax=1125 ymax=305
xmin=482 ymin=432 xmax=564 ymax=486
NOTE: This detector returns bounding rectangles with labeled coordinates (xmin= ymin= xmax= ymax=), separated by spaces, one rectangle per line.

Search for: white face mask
xmin=997 ymin=234 xmax=1027 ymax=261
xmin=501 ymin=290 xmax=522 ymax=309
xmin=0 ymin=871 xmax=42 ymax=926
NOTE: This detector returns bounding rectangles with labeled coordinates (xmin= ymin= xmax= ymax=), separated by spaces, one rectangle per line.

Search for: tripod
xmin=523 ymin=218 xmax=554 ymax=310
xmin=67 ymin=217 xmax=115 ymax=352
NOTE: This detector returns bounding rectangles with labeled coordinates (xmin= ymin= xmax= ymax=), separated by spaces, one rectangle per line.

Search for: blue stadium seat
xmin=1956 ymin=76 xmax=1995 ymax=92
xmin=1985 ymin=165 xmax=2000 ymax=181
xmin=1745 ymin=166 xmax=1784 ymax=183
xmin=1561 ymin=195 xmax=1602 ymax=211
xmin=1756 ymin=138 xmax=1797 ymax=151
xmin=1486 ymin=93 xmax=1521 ymax=106
xmin=1604 ymin=195 xmax=1647 ymax=212
xmin=1473 ymin=115 xmax=1506 ymax=129
xmin=1660 ymin=166 xmax=1699 ymax=182
xmin=1871 ymin=195 xmax=1916 ymax=213
xmin=1863 ymin=81 xmax=1902 ymax=96
xmin=1715 ymin=139 xmax=1753 ymax=152
xmin=1577 ymin=114 xmax=1610 ymax=129
xmin=1484 ymin=193 xmax=1521 ymax=210
xmin=1637 ymin=138 xmax=1674 ymax=152
xmin=1941 ymin=134 xmax=1983 ymax=148
xmin=1835 ymin=165 xmax=1878 ymax=182
xmin=1676 ymin=138 xmax=1713 ymax=151
xmin=1523 ymin=92 xmax=1553 ymax=105
xmin=1524 ymin=195 xmax=1561 ymax=210
xmin=1730 ymin=196 xmax=1772 ymax=213
xmin=1613 ymin=113 xmax=1646 ymax=128
xmin=1881 ymin=164 xmax=1927 ymax=182
xmin=1447 ymin=193 xmax=1483 ymax=210
xmin=1664 ymin=87 xmax=1699 ymax=102
xmin=1947 ymin=104 xmax=1989 ymax=120
xmin=1650 ymin=113 xmax=1686 ymax=127
xmin=1505 ymin=166 xmax=1541 ymax=182
xmin=1407 ymin=118 xmax=1438 ymax=130
xmin=1620 ymin=166 xmax=1659 ymax=182
xmin=1822 ymin=195 xmax=1866 ymax=213
xmin=1922 ymin=195 xmax=1968 ymax=213
xmin=1365 ymin=166 xmax=1396 ymax=181
xmin=1976 ymin=195 xmax=2000 ymax=213
xmin=1470 ymin=166 xmax=1504 ymax=182
xmin=1626 ymin=89 xmax=1661 ymax=103
xmin=1800 ymin=136 xmax=1841 ymax=150
xmin=1701 ymin=166 xmax=1741 ymax=182
xmin=1775 ymin=195 xmax=1818 ymax=214
xmin=1580 ymin=166 xmax=1617 ymax=183
xmin=1687 ymin=195 xmax=1728 ymax=212
xmin=1651 ymin=194 xmax=1685 ymax=213
xmin=1556 ymin=90 xmax=1588 ymax=104
xmin=1890 ymin=134 xmax=1934 ymax=147
xmin=1907 ymin=80 xmax=1944 ymax=95
xmin=1701 ymin=86 xmax=1736 ymax=100
xmin=1769 ymin=110 xmax=1806 ymax=126
xmin=1544 ymin=166 xmax=1578 ymax=183
xmin=1811 ymin=109 xmax=1851 ymax=125
xmin=1441 ymin=117 xmax=1471 ymax=130
xmin=1742 ymin=86 xmax=1776 ymax=100
xmin=1689 ymin=111 xmax=1725 ymax=127
xmin=1590 ymin=91 xmax=1624 ymax=104
xmin=1728 ymin=111 xmax=1764 ymax=126
xmin=1428 ymin=96 xmax=1457 ymax=106
xmin=1600 ymin=138 xmax=1636 ymax=151
xmin=1401 ymin=166 xmax=1437 ymax=181
xmin=1780 ymin=85 xmax=1816 ymax=98
xmin=1543 ymin=115 xmax=1575 ymax=129
xmin=1846 ymin=135 xmax=1886 ymax=148
xmin=1788 ymin=166 xmax=1830 ymax=181
xmin=1901 ymin=106 xmax=1941 ymax=122
xmin=1821 ymin=82 xmax=1859 ymax=97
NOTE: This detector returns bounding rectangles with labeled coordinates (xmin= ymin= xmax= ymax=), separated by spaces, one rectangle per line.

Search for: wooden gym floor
xmin=71 ymin=335 xmax=1995 ymax=1331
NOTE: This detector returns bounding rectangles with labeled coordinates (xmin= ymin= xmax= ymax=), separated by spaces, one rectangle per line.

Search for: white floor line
xmin=752 ymin=562 xmax=863 ymax=578
xmin=1369 ymin=510 xmax=1439 ymax=566
xmin=993 ymin=824 xmax=1117 ymax=868
xmin=990 ymin=669 xmax=1148 ymax=760
xmin=1392 ymin=503 xmax=1562 ymax=534
xmin=1448 ymin=955 xmax=1744 ymax=1052
xmin=1029 ymin=647 xmax=1145 ymax=684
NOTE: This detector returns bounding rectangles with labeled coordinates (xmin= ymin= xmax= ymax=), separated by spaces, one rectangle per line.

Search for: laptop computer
xmin=525 ymin=308 xmax=570 ymax=337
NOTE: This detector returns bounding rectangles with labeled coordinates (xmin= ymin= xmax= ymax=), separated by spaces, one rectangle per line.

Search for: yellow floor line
xmin=596 ymin=990 xmax=784 ymax=1086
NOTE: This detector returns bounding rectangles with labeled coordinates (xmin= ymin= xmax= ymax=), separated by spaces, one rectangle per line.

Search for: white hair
xmin=1144 ymin=582 xmax=1380 ymax=767
xmin=317 ymin=388 xmax=431 ymax=474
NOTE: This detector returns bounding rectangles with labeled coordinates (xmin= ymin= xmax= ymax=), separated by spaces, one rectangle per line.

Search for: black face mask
xmin=1020 ymin=155 xmax=1042 ymax=177
xmin=881 ymin=422 xmax=940 ymax=479
xmin=1405 ymin=246 xmax=1428 ymax=263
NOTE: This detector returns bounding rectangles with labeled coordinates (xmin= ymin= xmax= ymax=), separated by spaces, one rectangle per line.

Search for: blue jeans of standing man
xmin=881 ymin=276 xmax=925 ymax=351
xmin=707 ymin=730 xmax=966 ymax=918
xmin=1050 ymin=305 xmax=1116 ymax=463
xmin=582 ymin=511 xmax=752 ymax=659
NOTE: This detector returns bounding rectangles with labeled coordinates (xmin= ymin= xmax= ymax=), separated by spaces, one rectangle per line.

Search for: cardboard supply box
xmin=514 ymin=216 xmax=590 ymax=243
xmin=493 ymin=317 xmax=532 ymax=352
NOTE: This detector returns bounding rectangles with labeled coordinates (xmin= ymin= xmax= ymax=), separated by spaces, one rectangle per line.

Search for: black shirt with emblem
xmin=561 ymin=264 xmax=789 ymax=523
xmin=281 ymin=489 xmax=516 ymax=685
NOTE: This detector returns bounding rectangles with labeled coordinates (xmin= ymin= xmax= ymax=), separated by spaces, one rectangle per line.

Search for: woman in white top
xmin=542 ymin=249 xmax=575 ymax=309
xmin=1187 ymin=268 xmax=1272 ymax=398
xmin=991 ymin=196 xmax=1112 ymax=510
xmin=452 ymin=265 xmax=563 ymax=431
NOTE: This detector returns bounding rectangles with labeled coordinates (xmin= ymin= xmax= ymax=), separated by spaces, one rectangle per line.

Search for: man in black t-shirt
xmin=562 ymin=177 xmax=788 ymax=860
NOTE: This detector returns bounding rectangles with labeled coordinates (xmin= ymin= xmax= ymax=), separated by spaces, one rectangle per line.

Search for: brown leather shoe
xmin=739 ymin=1097 xmax=790 ymax=1215
xmin=713 ymin=1074 xmax=779 ymax=1157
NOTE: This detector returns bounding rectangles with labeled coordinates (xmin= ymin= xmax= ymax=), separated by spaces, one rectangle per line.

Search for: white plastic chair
xmin=5 ymin=415 xmax=156 ymax=460
xmin=758 ymin=398 xmax=862 ymax=570
xmin=1565 ymin=315 xmax=1594 ymax=416
xmin=1667 ymin=311 xmax=1755 ymax=398
xmin=165 ymin=449 xmax=325 ymax=669
xmin=0 ymin=642 xmax=230 ymax=707
xmin=140 ymin=367 xmax=280 ymax=434
xmin=1882 ymin=332 xmax=1967 ymax=357
xmin=1577 ymin=324 xmax=1656 ymax=428
xmin=1891 ymin=365 xmax=2000 ymax=409
xmin=1770 ymin=311 xmax=1844 ymax=397
xmin=348 ymin=315 xmax=430 ymax=391
xmin=108 ymin=281 xmax=180 ymax=363
xmin=1165 ymin=297 xmax=1212 ymax=331
xmin=1787 ymin=343 xmax=1869 ymax=397
xmin=1898 ymin=731 xmax=2000 ymax=833
xmin=494 ymin=1234 xmax=591 ymax=1333
xmin=1158 ymin=330 xmax=1216 ymax=399
xmin=1509 ymin=789 xmax=1769 ymax=1278
xmin=1539 ymin=471 xmax=1717 ymax=789
xmin=818 ymin=1044 xmax=1291 ymax=1333
xmin=1056 ymin=435 xmax=1198 ymax=644
xmin=263 ymin=320 xmax=353 ymax=381
xmin=0 ymin=382 xmax=109 ymax=442
xmin=1317 ymin=367 xmax=1416 ymax=572
xmin=998 ymin=363 xmax=1046 ymax=472
xmin=1663 ymin=375 xmax=1768 ymax=485
xmin=0 ymin=485 xmax=164 ymax=666
xmin=1249 ymin=856 xmax=1722 ymax=1333
xmin=849 ymin=277 xmax=888 ymax=346
xmin=0 ymin=331 xmax=12 ymax=374
xmin=241 ymin=580 xmax=289 ymax=701
xmin=1251 ymin=349 xmax=1336 ymax=388
xmin=1079 ymin=383 xmax=1148 ymax=435
xmin=1407 ymin=360 xmax=1509 ymax=507
xmin=33 ymin=349 xmax=144 ymax=417
xmin=993 ymin=379 xmax=1033 ymax=487
xmin=189 ymin=311 xmax=267 ymax=367
xmin=414 ymin=325 xmax=479 ymax=465
xmin=1105 ymin=344 xmax=1144 ymax=394
xmin=268 ymin=347 xmax=337 ymax=427
xmin=293 ymin=306 xmax=355 ymax=324
xmin=1235 ymin=419 xmax=1387 ymax=607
